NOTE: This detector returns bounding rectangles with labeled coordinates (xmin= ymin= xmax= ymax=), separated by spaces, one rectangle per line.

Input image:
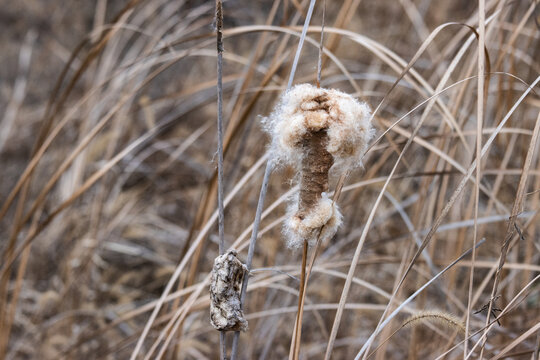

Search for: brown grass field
xmin=0 ymin=0 xmax=539 ymax=359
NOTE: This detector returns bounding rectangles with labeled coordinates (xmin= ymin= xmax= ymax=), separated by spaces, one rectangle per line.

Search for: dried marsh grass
xmin=0 ymin=0 xmax=539 ymax=359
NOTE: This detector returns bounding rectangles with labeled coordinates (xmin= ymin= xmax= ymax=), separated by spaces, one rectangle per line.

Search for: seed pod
xmin=263 ymin=84 xmax=374 ymax=248
xmin=209 ymin=250 xmax=248 ymax=332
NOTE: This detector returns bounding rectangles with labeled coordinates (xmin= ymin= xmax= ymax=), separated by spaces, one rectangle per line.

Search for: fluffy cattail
xmin=264 ymin=83 xmax=374 ymax=248
xmin=209 ymin=250 xmax=248 ymax=332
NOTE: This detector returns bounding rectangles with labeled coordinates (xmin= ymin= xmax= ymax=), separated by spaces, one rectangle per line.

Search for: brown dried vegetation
xmin=0 ymin=0 xmax=539 ymax=359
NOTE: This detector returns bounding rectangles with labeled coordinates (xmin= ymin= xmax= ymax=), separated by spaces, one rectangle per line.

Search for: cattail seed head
xmin=263 ymin=83 xmax=374 ymax=249
xmin=264 ymin=83 xmax=374 ymax=171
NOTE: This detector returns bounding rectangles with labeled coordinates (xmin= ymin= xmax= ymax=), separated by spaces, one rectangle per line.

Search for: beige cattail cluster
xmin=209 ymin=250 xmax=248 ymax=332
xmin=264 ymin=84 xmax=374 ymax=249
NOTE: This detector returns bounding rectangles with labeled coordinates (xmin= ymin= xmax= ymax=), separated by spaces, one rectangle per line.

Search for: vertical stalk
xmin=230 ymin=1 xmax=318 ymax=358
xmin=291 ymin=240 xmax=308 ymax=360
xmin=216 ymin=1 xmax=226 ymax=359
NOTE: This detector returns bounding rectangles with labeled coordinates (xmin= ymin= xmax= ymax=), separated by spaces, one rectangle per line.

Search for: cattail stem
xmin=291 ymin=240 xmax=309 ymax=360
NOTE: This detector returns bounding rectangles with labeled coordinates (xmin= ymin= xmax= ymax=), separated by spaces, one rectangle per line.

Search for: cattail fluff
xmin=263 ymin=84 xmax=374 ymax=249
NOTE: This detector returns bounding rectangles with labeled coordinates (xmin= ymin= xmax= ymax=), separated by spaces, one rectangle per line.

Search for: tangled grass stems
xmin=2 ymin=1 xmax=540 ymax=358
xmin=469 ymin=0 xmax=486 ymax=357
xmin=348 ymin=13 xmax=510 ymax=358
xmin=355 ymin=239 xmax=486 ymax=360
xmin=231 ymin=1 xmax=318 ymax=358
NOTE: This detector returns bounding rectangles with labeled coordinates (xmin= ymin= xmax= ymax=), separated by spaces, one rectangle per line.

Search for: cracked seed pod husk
xmin=209 ymin=250 xmax=248 ymax=332
xmin=263 ymin=83 xmax=374 ymax=249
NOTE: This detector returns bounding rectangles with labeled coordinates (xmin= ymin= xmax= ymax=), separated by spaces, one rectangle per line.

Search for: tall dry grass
xmin=0 ymin=0 xmax=539 ymax=359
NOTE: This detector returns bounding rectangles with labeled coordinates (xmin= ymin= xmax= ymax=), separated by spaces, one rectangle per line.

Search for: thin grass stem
xmin=215 ymin=1 xmax=226 ymax=358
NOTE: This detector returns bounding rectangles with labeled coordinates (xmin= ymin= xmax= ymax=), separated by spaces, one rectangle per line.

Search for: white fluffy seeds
xmin=264 ymin=83 xmax=374 ymax=171
xmin=283 ymin=192 xmax=343 ymax=249
xmin=264 ymin=84 xmax=374 ymax=249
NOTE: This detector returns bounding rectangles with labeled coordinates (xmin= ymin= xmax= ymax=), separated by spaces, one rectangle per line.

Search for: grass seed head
xmin=284 ymin=192 xmax=343 ymax=249
xmin=402 ymin=310 xmax=466 ymax=335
